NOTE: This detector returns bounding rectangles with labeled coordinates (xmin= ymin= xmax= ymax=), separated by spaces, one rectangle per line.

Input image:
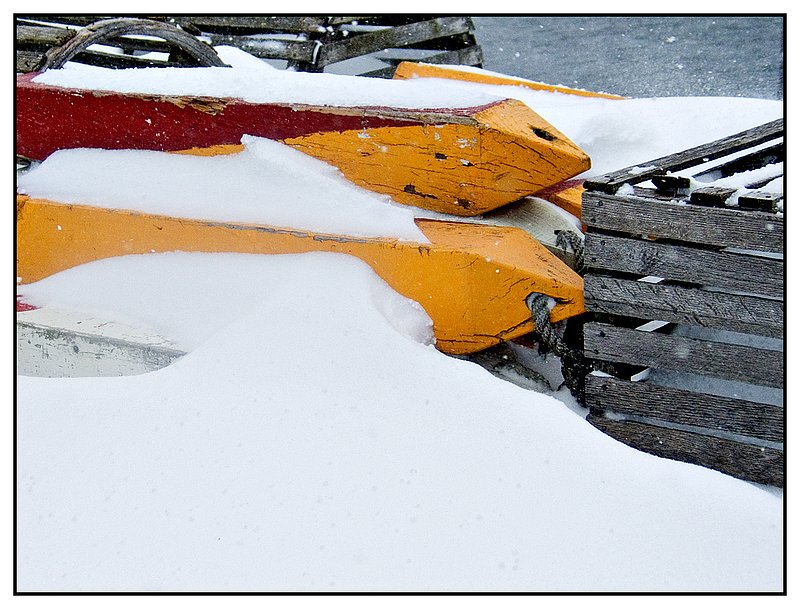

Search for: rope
xmin=527 ymin=293 xmax=589 ymax=402
xmin=554 ymin=230 xmax=585 ymax=273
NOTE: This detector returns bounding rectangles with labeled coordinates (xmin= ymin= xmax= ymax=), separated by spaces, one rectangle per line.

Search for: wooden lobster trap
xmin=15 ymin=15 xmax=483 ymax=76
xmin=580 ymin=119 xmax=785 ymax=487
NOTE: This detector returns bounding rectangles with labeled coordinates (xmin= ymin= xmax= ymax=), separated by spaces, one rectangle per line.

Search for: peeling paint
xmin=165 ymin=96 xmax=228 ymax=115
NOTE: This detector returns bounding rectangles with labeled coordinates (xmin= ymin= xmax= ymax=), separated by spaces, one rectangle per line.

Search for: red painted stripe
xmin=16 ymin=295 xmax=37 ymax=312
xmin=16 ymin=75 xmax=502 ymax=160
xmin=535 ymin=178 xmax=585 ymax=197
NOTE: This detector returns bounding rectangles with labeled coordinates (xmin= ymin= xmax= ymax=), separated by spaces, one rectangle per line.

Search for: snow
xmin=17 ymin=253 xmax=783 ymax=592
xmin=16 ymin=51 xmax=785 ymax=592
xmin=404 ymin=75 xmax=782 ymax=177
xmin=31 ymin=46 xmax=504 ymax=110
xmin=17 ymin=136 xmax=430 ymax=243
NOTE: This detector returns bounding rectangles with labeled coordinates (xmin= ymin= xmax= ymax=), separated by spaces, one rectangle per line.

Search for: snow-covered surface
xmin=410 ymin=62 xmax=625 ymax=96
xmin=19 ymin=60 xmax=782 ymax=239
xmin=17 ymin=136 xmax=430 ymax=243
xmin=31 ymin=46 xmax=503 ymax=110
xmin=17 ymin=253 xmax=783 ymax=592
xmin=406 ymin=75 xmax=782 ymax=177
xmin=16 ymin=50 xmax=786 ymax=592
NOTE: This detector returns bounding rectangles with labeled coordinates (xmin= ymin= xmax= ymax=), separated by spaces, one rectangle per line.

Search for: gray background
xmin=472 ymin=16 xmax=784 ymax=100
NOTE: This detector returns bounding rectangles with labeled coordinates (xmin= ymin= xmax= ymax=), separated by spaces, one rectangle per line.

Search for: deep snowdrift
xmin=18 ymin=253 xmax=783 ymax=592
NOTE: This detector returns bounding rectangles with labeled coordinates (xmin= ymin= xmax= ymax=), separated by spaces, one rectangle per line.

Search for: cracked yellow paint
xmin=282 ymin=99 xmax=590 ymax=216
xmin=393 ymin=61 xmax=626 ymax=100
xmin=169 ymin=100 xmax=590 ymax=217
xmin=17 ymin=196 xmax=584 ymax=354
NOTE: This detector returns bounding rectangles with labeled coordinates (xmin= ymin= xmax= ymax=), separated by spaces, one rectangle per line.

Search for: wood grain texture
xmin=585 ymin=375 xmax=783 ymax=442
xmin=16 ymin=24 xmax=76 ymax=46
xmin=584 ymin=322 xmax=783 ymax=388
xmin=738 ymin=191 xmax=783 ymax=212
xmin=16 ymin=197 xmax=585 ymax=355
xmin=40 ymin=18 xmax=226 ymax=70
xmin=16 ymin=50 xmax=46 ymax=73
xmin=584 ymin=233 xmax=783 ymax=298
xmin=587 ymin=413 xmax=783 ymax=486
xmin=582 ymin=192 xmax=784 ymax=252
xmin=584 ymin=275 xmax=783 ymax=337
xmin=692 ymin=142 xmax=784 ymax=181
xmin=583 ymin=119 xmax=784 ymax=193
xmin=17 ymin=75 xmax=589 ymax=216
xmin=203 ymin=34 xmax=318 ymax=62
xmin=317 ymin=17 xmax=473 ymax=67
xmin=169 ymin=15 xmax=329 ymax=34
xmin=689 ymin=186 xmax=738 ymax=207
xmin=16 ymin=16 xmax=484 ymax=75
xmin=286 ymin=99 xmax=590 ymax=215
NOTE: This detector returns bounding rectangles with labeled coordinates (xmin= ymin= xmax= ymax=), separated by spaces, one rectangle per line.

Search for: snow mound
xmin=32 ymin=47 xmax=504 ymax=110
xmin=17 ymin=252 xmax=782 ymax=592
xmin=17 ymin=136 xmax=429 ymax=243
xmin=402 ymin=77 xmax=782 ymax=177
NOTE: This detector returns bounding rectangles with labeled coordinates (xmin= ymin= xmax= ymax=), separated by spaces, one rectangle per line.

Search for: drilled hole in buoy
xmin=531 ymin=127 xmax=556 ymax=141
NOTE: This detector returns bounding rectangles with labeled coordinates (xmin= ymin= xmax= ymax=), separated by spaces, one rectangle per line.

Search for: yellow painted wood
xmin=173 ymin=143 xmax=244 ymax=156
xmin=538 ymin=182 xmax=585 ymax=219
xmin=16 ymin=196 xmax=584 ymax=354
xmin=393 ymin=61 xmax=626 ymax=100
xmin=167 ymin=99 xmax=590 ymax=216
xmin=282 ymin=99 xmax=589 ymax=216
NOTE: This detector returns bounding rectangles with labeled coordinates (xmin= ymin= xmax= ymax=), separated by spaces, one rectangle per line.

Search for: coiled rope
xmin=527 ymin=293 xmax=589 ymax=402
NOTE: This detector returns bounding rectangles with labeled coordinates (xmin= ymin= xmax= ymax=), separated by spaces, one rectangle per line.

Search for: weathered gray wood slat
xmin=583 ymin=119 xmax=784 ymax=193
xmin=360 ymin=45 xmax=484 ymax=78
xmin=745 ymin=173 xmax=783 ymax=191
xmin=405 ymin=31 xmax=476 ymax=51
xmin=582 ymin=192 xmax=784 ymax=253
xmin=16 ymin=15 xmax=114 ymax=27
xmin=584 ymin=322 xmax=783 ymax=388
xmin=172 ymin=16 xmax=329 ymax=34
xmin=204 ymin=34 xmax=318 ymax=62
xmin=689 ymin=186 xmax=738 ymax=207
xmin=415 ymin=45 xmax=483 ymax=67
xmin=103 ymin=35 xmax=173 ymax=54
xmin=587 ymin=413 xmax=783 ymax=486
xmin=16 ymin=50 xmax=45 ymax=72
xmin=585 ymin=375 xmax=783 ymax=442
xmin=67 ymin=49 xmax=185 ymax=69
xmin=651 ymin=175 xmax=691 ymax=196
xmin=584 ymin=233 xmax=783 ymax=298
xmin=584 ymin=275 xmax=783 ymax=337
xmin=692 ymin=142 xmax=784 ymax=181
xmin=738 ymin=191 xmax=783 ymax=212
xmin=317 ymin=16 xmax=473 ymax=67
xmin=356 ymin=65 xmax=402 ymax=79
xmin=16 ymin=16 xmax=480 ymax=76
xmin=326 ymin=16 xmax=364 ymax=26
xmin=16 ymin=24 xmax=76 ymax=46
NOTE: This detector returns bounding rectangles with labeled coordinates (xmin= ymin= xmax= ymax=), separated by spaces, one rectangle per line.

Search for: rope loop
xmin=554 ymin=230 xmax=585 ymax=273
xmin=527 ymin=293 xmax=589 ymax=402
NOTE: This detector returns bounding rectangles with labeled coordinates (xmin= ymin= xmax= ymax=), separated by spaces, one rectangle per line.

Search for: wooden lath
xmin=580 ymin=118 xmax=785 ymax=487
xmin=15 ymin=15 xmax=483 ymax=76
